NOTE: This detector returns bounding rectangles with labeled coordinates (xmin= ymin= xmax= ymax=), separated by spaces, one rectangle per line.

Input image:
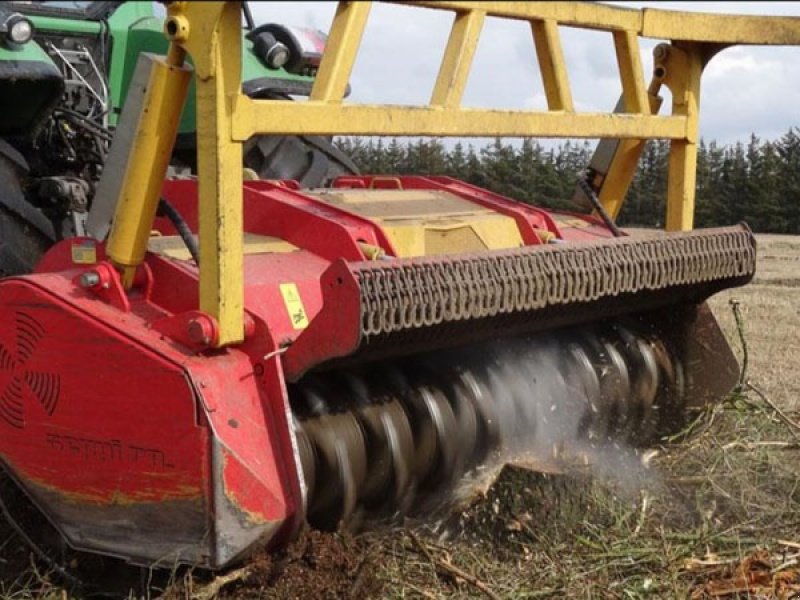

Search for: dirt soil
xmin=1 ymin=233 xmax=799 ymax=600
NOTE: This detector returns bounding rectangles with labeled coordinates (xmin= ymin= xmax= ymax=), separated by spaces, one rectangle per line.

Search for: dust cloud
xmin=435 ymin=327 xmax=670 ymax=509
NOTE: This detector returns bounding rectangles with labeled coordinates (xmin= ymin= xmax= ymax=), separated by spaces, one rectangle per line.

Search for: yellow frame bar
xmin=531 ymin=19 xmax=574 ymax=112
xmin=431 ymin=9 xmax=485 ymax=108
xmin=167 ymin=2 xmax=244 ymax=346
xmin=162 ymin=1 xmax=800 ymax=346
xmin=310 ymin=2 xmax=371 ymax=103
xmin=231 ymin=101 xmax=686 ymax=140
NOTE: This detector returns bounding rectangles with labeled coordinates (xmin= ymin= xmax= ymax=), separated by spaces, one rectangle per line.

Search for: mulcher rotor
xmin=292 ymin=318 xmax=688 ymax=531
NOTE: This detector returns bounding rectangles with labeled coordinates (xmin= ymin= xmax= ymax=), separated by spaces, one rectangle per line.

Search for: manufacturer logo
xmin=0 ymin=312 xmax=60 ymax=429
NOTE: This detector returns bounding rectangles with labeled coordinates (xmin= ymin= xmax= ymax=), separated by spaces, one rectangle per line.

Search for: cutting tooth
xmin=294 ymin=419 xmax=317 ymax=511
xmin=420 ymin=361 xmax=481 ymax=482
xmin=376 ymin=398 xmax=416 ymax=515
xmin=652 ymin=337 xmax=686 ymax=432
xmin=573 ymin=333 xmax=616 ymax=442
xmin=562 ymin=338 xmax=602 ymax=441
xmin=597 ymin=331 xmax=632 ymax=440
xmin=407 ymin=385 xmax=460 ymax=493
xmin=614 ymin=325 xmax=660 ymax=445
xmin=294 ymin=385 xmax=368 ymax=531
xmin=343 ymin=371 xmax=415 ymax=515
xmin=454 ymin=367 xmax=501 ymax=464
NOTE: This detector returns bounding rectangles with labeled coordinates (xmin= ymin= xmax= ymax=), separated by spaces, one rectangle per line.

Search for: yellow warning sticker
xmin=71 ymin=240 xmax=97 ymax=264
xmin=279 ymin=283 xmax=309 ymax=330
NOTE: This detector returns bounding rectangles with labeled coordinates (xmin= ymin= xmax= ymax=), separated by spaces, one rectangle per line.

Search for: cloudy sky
xmin=249 ymin=1 xmax=800 ymax=146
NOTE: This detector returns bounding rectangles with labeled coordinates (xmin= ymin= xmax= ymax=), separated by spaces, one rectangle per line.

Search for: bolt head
xmin=79 ymin=271 xmax=101 ymax=288
xmin=187 ymin=318 xmax=211 ymax=345
xmin=653 ymin=44 xmax=669 ymax=60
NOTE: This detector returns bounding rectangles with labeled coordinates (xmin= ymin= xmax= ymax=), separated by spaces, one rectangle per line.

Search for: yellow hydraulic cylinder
xmin=106 ymin=45 xmax=191 ymax=287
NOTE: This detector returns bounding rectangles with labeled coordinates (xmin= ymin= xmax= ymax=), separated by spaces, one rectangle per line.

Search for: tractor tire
xmin=0 ymin=157 xmax=50 ymax=277
xmin=242 ymin=134 xmax=359 ymax=188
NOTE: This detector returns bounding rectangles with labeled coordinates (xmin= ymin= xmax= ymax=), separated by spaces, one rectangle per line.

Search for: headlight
xmin=247 ymin=24 xmax=328 ymax=75
xmin=253 ymin=32 xmax=290 ymax=70
xmin=4 ymin=14 xmax=34 ymax=47
xmin=264 ymin=40 xmax=290 ymax=69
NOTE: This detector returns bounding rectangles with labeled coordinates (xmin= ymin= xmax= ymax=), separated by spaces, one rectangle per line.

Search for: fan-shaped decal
xmin=0 ymin=312 xmax=60 ymax=429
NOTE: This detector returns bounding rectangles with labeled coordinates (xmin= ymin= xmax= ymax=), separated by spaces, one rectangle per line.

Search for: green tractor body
xmin=0 ymin=1 xmax=356 ymax=272
xmin=0 ymin=1 xmax=314 ymax=137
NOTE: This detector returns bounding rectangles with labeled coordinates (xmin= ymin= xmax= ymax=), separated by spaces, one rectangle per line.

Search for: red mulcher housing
xmin=0 ymin=175 xmax=753 ymax=568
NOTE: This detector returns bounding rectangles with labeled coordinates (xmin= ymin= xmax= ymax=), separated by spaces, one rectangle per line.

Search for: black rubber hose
xmin=242 ymin=1 xmax=255 ymax=30
xmin=577 ymin=177 xmax=624 ymax=237
xmin=157 ymin=197 xmax=200 ymax=265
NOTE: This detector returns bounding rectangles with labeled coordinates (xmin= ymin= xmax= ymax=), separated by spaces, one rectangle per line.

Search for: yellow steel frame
xmin=154 ymin=1 xmax=799 ymax=346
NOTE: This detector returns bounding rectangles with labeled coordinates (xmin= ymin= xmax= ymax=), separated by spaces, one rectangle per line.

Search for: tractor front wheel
xmin=243 ymin=134 xmax=360 ymax=187
xmin=0 ymin=156 xmax=50 ymax=277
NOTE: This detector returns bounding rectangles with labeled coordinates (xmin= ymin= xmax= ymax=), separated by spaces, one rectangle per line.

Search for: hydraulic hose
xmin=157 ymin=197 xmax=200 ymax=265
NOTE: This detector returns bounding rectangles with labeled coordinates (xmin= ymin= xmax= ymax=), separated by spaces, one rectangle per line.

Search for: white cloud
xmin=247 ymin=1 xmax=800 ymax=144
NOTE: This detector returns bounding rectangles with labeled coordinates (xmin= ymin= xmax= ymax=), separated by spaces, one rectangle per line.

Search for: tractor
xmin=0 ymin=0 xmax=356 ymax=275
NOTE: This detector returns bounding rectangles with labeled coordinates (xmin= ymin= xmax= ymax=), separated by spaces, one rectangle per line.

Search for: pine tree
xmin=384 ymin=138 xmax=405 ymax=174
xmin=333 ymin=129 xmax=799 ymax=234
xmin=776 ymin=128 xmax=800 ymax=233
xmin=446 ymin=142 xmax=468 ymax=180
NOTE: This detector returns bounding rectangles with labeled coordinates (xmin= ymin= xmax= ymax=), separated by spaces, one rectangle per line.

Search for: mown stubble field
xmin=711 ymin=234 xmax=800 ymax=412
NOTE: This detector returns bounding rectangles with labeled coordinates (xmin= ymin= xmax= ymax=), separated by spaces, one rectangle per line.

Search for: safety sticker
xmin=279 ymin=283 xmax=309 ymax=330
xmin=71 ymin=240 xmax=97 ymax=264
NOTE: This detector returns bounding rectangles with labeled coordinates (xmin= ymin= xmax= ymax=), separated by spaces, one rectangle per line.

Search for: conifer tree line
xmin=336 ymin=128 xmax=800 ymax=233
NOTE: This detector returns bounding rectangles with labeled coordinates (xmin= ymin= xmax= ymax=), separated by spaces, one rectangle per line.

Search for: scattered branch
xmin=722 ymin=440 xmax=800 ymax=450
xmin=408 ymin=532 xmax=501 ymax=600
xmin=779 ymin=541 xmax=800 ymax=551
xmin=191 ymin=566 xmax=251 ymax=600
xmin=729 ymin=299 xmax=749 ymax=387
xmin=745 ymin=381 xmax=800 ymax=441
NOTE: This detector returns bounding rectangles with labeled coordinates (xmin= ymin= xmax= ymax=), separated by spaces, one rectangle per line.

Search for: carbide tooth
xmin=342 ymin=372 xmax=391 ymax=506
xmin=299 ymin=391 xmax=368 ymax=531
xmin=575 ymin=333 xmax=615 ymax=441
xmin=413 ymin=385 xmax=460 ymax=492
xmin=649 ymin=337 xmax=686 ymax=432
xmin=486 ymin=361 xmax=521 ymax=444
xmin=438 ymin=366 xmax=480 ymax=479
xmin=378 ymin=398 xmax=415 ymax=515
xmin=348 ymin=371 xmax=416 ymax=515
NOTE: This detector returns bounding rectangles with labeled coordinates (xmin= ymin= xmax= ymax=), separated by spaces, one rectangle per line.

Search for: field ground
xmin=1 ymin=234 xmax=799 ymax=599
xmin=711 ymin=235 xmax=800 ymax=413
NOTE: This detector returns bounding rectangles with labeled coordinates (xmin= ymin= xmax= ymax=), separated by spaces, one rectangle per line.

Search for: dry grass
xmin=711 ymin=234 xmax=800 ymax=412
xmin=370 ymin=394 xmax=800 ymax=599
xmin=2 ymin=234 xmax=799 ymax=600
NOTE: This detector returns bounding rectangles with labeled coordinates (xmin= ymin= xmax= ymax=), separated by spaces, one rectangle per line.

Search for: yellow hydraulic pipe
xmin=106 ymin=44 xmax=192 ymax=287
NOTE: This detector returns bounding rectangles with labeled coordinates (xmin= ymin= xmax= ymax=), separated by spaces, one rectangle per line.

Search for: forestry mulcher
xmin=0 ymin=0 xmax=796 ymax=574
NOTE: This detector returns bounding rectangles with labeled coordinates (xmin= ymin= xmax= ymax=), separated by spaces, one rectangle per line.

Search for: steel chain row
xmin=355 ymin=226 xmax=756 ymax=338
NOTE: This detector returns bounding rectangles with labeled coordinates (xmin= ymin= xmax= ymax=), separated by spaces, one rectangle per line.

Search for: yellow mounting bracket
xmin=159 ymin=1 xmax=799 ymax=346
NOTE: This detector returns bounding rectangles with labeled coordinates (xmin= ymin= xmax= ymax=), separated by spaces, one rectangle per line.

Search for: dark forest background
xmin=336 ymin=128 xmax=800 ymax=232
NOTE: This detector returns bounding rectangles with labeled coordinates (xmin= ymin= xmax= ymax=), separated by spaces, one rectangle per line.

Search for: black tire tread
xmin=0 ymin=158 xmax=49 ymax=276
